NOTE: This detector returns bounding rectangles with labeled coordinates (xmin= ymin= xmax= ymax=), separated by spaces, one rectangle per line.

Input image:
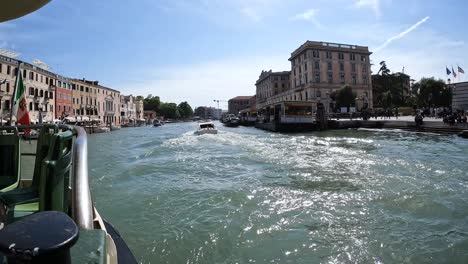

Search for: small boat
xmin=195 ymin=122 xmax=218 ymax=135
xmin=153 ymin=120 xmax=163 ymax=127
xmin=0 ymin=124 xmax=137 ymax=263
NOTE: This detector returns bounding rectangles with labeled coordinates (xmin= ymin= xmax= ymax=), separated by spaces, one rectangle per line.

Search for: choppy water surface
xmin=87 ymin=122 xmax=468 ymax=264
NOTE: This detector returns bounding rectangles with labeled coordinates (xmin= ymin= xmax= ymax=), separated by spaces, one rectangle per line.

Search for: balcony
xmin=105 ymin=111 xmax=115 ymax=116
xmin=49 ymin=85 xmax=56 ymax=92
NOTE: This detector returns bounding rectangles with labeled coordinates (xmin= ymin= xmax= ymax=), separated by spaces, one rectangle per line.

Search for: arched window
xmin=29 ymin=87 xmax=34 ymax=95
xmin=40 ymin=90 xmax=44 ymax=97
xmin=29 ymin=102 xmax=33 ymax=111
xmin=35 ymin=89 xmax=38 ymax=96
xmin=6 ymin=83 xmax=9 ymax=93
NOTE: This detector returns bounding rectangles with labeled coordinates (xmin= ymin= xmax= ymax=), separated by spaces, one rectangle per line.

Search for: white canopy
xmin=65 ymin=117 xmax=76 ymax=122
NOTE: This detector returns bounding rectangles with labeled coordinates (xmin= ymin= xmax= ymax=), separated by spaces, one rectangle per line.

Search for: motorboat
xmin=195 ymin=122 xmax=218 ymax=135
xmin=153 ymin=120 xmax=163 ymax=127
xmin=0 ymin=124 xmax=137 ymax=263
xmin=224 ymin=116 xmax=240 ymax=127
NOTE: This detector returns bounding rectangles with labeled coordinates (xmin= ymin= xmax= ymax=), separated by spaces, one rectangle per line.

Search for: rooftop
xmin=289 ymin=41 xmax=371 ymax=61
xmin=229 ymin=96 xmax=253 ymax=101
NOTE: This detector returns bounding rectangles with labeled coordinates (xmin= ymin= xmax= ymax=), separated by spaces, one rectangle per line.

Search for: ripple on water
xmin=87 ymin=123 xmax=468 ymax=263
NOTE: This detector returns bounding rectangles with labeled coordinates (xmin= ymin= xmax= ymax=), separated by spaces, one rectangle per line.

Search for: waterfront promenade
xmin=329 ymin=115 xmax=468 ymax=135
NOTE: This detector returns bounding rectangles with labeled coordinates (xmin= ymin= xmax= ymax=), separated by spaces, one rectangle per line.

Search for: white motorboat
xmin=195 ymin=122 xmax=218 ymax=135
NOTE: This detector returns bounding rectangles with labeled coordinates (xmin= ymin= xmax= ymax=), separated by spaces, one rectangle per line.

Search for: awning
xmin=0 ymin=119 xmax=6 ymax=124
xmin=92 ymin=118 xmax=101 ymax=122
xmin=65 ymin=117 xmax=76 ymax=122
xmin=138 ymin=118 xmax=145 ymax=122
xmin=79 ymin=116 xmax=90 ymax=121
xmin=30 ymin=118 xmax=38 ymax=123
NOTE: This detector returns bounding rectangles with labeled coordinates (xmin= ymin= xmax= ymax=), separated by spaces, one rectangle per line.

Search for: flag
xmin=446 ymin=67 xmax=451 ymax=75
xmin=459 ymin=65 xmax=465 ymax=74
xmin=452 ymin=66 xmax=457 ymax=78
xmin=12 ymin=67 xmax=31 ymax=126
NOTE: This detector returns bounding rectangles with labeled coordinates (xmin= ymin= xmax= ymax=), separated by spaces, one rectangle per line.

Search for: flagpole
xmin=9 ymin=61 xmax=22 ymax=124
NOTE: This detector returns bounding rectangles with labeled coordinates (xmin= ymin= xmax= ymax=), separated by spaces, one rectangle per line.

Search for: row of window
xmin=0 ymin=64 xmax=55 ymax=86
xmin=294 ymin=62 xmax=368 ymax=76
xmin=293 ymin=51 xmax=367 ymax=65
xmin=28 ymin=87 xmax=54 ymax=99
xmin=295 ymin=73 xmax=368 ymax=86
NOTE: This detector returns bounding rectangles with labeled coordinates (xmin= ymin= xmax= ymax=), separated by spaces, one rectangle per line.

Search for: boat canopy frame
xmin=1 ymin=124 xmax=94 ymax=230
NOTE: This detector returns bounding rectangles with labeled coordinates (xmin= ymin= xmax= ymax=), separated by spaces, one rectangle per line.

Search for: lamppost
xmin=0 ymin=79 xmax=9 ymax=126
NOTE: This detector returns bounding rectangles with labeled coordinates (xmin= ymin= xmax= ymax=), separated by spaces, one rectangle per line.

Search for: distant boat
xmin=153 ymin=120 xmax=163 ymax=127
xmin=195 ymin=122 xmax=218 ymax=135
xmin=223 ymin=115 xmax=240 ymax=127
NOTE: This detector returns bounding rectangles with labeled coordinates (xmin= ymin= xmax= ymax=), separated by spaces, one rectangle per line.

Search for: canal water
xmin=87 ymin=122 xmax=468 ymax=264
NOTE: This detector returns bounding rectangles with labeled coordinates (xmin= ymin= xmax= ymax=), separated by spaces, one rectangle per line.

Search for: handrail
xmin=1 ymin=124 xmax=94 ymax=229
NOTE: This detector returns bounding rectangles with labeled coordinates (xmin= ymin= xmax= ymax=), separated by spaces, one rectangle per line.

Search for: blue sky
xmin=0 ymin=0 xmax=467 ymax=108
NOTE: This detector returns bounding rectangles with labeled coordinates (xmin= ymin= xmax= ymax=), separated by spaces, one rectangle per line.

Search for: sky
xmin=0 ymin=0 xmax=467 ymax=109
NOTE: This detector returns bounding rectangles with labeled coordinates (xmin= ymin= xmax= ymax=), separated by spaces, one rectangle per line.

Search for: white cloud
xmin=355 ymin=0 xmax=381 ymax=18
xmin=290 ymin=8 xmax=324 ymax=29
xmin=291 ymin=9 xmax=317 ymax=21
xmin=241 ymin=7 xmax=262 ymax=22
xmin=373 ymin=16 xmax=430 ymax=53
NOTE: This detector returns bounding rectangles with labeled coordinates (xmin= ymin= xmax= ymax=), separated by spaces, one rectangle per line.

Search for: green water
xmin=87 ymin=122 xmax=468 ymax=264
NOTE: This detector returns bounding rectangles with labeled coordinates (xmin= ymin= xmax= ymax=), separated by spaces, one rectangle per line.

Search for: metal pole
xmin=10 ymin=62 xmax=22 ymax=123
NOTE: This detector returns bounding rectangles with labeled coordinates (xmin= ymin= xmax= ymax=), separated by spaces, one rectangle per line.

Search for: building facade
xmin=0 ymin=56 xmax=57 ymax=123
xmin=194 ymin=106 xmax=221 ymax=119
xmin=452 ymin=82 xmax=468 ymax=110
xmin=120 ymin=95 xmax=137 ymax=125
xmin=55 ymin=76 xmax=73 ymax=119
xmin=228 ymin=96 xmax=252 ymax=114
xmin=70 ymin=79 xmax=100 ymax=123
xmin=135 ymin=98 xmax=144 ymax=120
xmin=288 ymin=41 xmax=373 ymax=111
xmin=256 ymin=71 xmax=291 ymax=109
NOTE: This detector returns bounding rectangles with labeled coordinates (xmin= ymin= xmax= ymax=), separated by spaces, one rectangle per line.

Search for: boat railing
xmin=1 ymin=124 xmax=94 ymax=229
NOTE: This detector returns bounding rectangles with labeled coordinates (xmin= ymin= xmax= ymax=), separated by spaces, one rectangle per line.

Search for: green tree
xmin=177 ymin=101 xmax=193 ymax=118
xmin=336 ymin=85 xmax=356 ymax=109
xmin=159 ymin=102 xmax=180 ymax=119
xmin=143 ymin=95 xmax=160 ymax=112
xmin=415 ymin=77 xmax=451 ymax=107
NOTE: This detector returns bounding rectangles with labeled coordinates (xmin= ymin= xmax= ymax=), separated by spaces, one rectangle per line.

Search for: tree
xmin=377 ymin=61 xmax=390 ymax=76
xmin=144 ymin=95 xmax=160 ymax=112
xmin=159 ymin=102 xmax=180 ymax=119
xmin=415 ymin=77 xmax=451 ymax=107
xmin=336 ymin=86 xmax=356 ymax=109
xmin=135 ymin=95 xmax=144 ymax=101
xmin=177 ymin=101 xmax=193 ymax=118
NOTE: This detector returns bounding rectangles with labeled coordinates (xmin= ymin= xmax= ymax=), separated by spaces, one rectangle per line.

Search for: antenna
xmin=32 ymin=59 xmax=50 ymax=70
xmin=0 ymin=48 xmax=20 ymax=58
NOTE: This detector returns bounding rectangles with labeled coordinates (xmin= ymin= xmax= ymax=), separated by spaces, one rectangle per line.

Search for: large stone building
xmin=288 ymin=41 xmax=373 ymax=111
xmin=0 ymin=55 xmax=56 ymax=123
xmin=228 ymin=96 xmax=253 ymax=114
xmin=256 ymin=71 xmax=291 ymax=109
xmin=254 ymin=41 xmax=373 ymax=114
xmin=452 ymin=81 xmax=468 ymax=110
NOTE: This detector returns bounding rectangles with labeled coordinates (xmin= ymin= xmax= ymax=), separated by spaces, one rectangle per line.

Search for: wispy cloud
xmin=241 ymin=7 xmax=262 ymax=22
xmin=290 ymin=9 xmax=323 ymax=29
xmin=291 ymin=9 xmax=317 ymax=21
xmin=373 ymin=16 xmax=430 ymax=52
xmin=355 ymin=0 xmax=381 ymax=18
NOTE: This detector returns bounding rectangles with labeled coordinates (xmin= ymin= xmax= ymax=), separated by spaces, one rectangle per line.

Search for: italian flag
xmin=12 ymin=70 xmax=31 ymax=125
